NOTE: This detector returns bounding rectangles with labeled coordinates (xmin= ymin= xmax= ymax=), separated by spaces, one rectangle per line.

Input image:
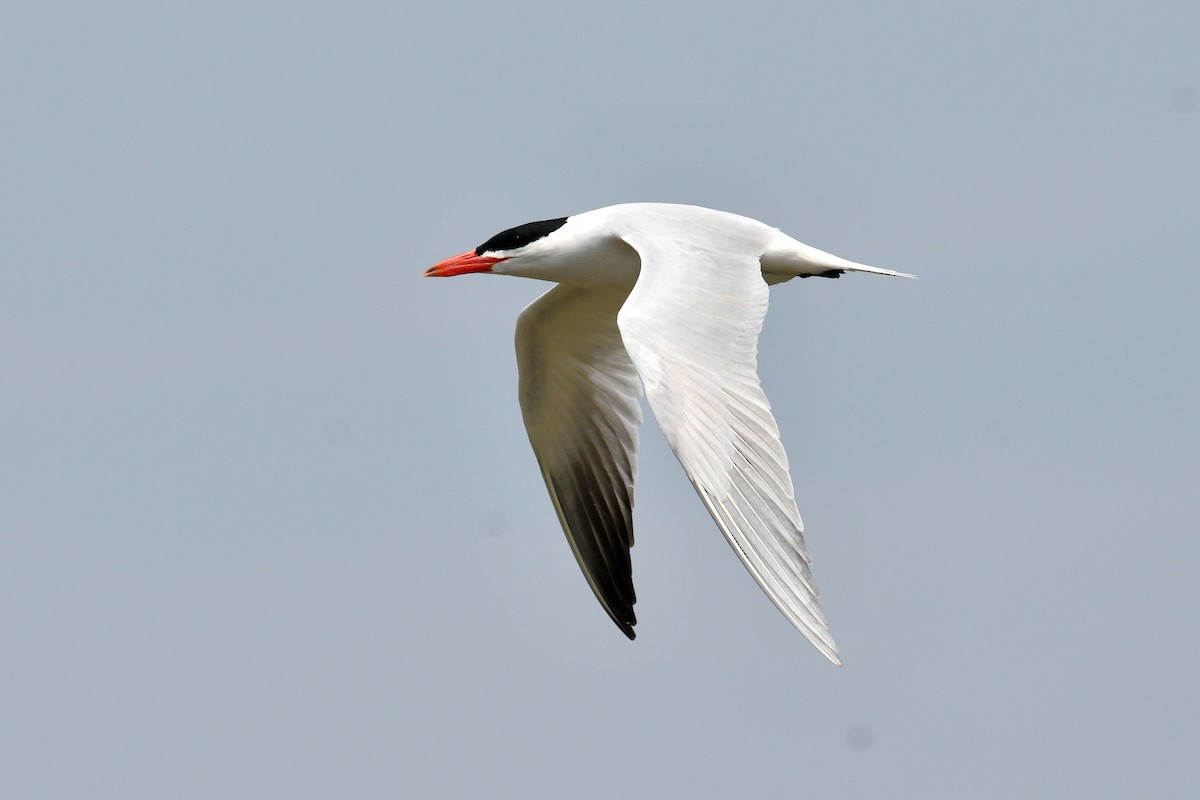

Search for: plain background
xmin=3 ymin=2 xmax=1197 ymax=797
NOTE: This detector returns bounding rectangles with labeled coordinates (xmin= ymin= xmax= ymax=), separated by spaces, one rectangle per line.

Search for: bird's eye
xmin=475 ymin=217 xmax=568 ymax=255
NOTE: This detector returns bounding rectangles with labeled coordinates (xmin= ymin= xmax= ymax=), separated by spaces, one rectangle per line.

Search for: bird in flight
xmin=425 ymin=203 xmax=913 ymax=664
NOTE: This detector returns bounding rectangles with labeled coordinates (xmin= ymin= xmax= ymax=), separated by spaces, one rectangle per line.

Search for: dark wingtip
xmin=613 ymin=611 xmax=637 ymax=640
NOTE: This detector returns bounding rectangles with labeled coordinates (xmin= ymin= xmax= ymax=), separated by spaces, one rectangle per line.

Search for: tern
xmin=425 ymin=203 xmax=912 ymax=664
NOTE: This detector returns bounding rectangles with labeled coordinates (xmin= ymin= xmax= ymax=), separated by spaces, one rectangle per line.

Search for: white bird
xmin=425 ymin=203 xmax=913 ymax=664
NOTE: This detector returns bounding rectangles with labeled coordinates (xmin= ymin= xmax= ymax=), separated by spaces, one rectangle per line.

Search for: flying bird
xmin=425 ymin=203 xmax=913 ymax=664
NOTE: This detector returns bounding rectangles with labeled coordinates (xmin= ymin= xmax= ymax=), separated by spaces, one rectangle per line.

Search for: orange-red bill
xmin=424 ymin=251 xmax=506 ymax=277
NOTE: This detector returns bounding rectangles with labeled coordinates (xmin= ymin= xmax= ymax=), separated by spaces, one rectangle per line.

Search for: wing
xmin=515 ymin=284 xmax=643 ymax=638
xmin=616 ymin=232 xmax=841 ymax=664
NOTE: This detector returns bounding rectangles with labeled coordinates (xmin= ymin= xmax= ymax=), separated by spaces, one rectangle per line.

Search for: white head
xmin=425 ymin=213 xmax=639 ymax=287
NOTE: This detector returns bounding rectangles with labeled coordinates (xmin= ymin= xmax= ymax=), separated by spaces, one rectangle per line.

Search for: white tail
xmin=763 ymin=232 xmax=916 ymax=281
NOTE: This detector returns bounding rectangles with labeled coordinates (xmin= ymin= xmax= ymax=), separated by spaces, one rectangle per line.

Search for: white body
xmin=494 ymin=203 xmax=909 ymax=288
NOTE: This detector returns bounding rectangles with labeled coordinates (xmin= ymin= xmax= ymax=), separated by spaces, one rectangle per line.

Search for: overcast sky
xmin=3 ymin=2 xmax=1198 ymax=798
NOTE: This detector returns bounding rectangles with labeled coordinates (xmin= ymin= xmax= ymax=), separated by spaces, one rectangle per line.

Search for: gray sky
xmin=3 ymin=2 xmax=1198 ymax=797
